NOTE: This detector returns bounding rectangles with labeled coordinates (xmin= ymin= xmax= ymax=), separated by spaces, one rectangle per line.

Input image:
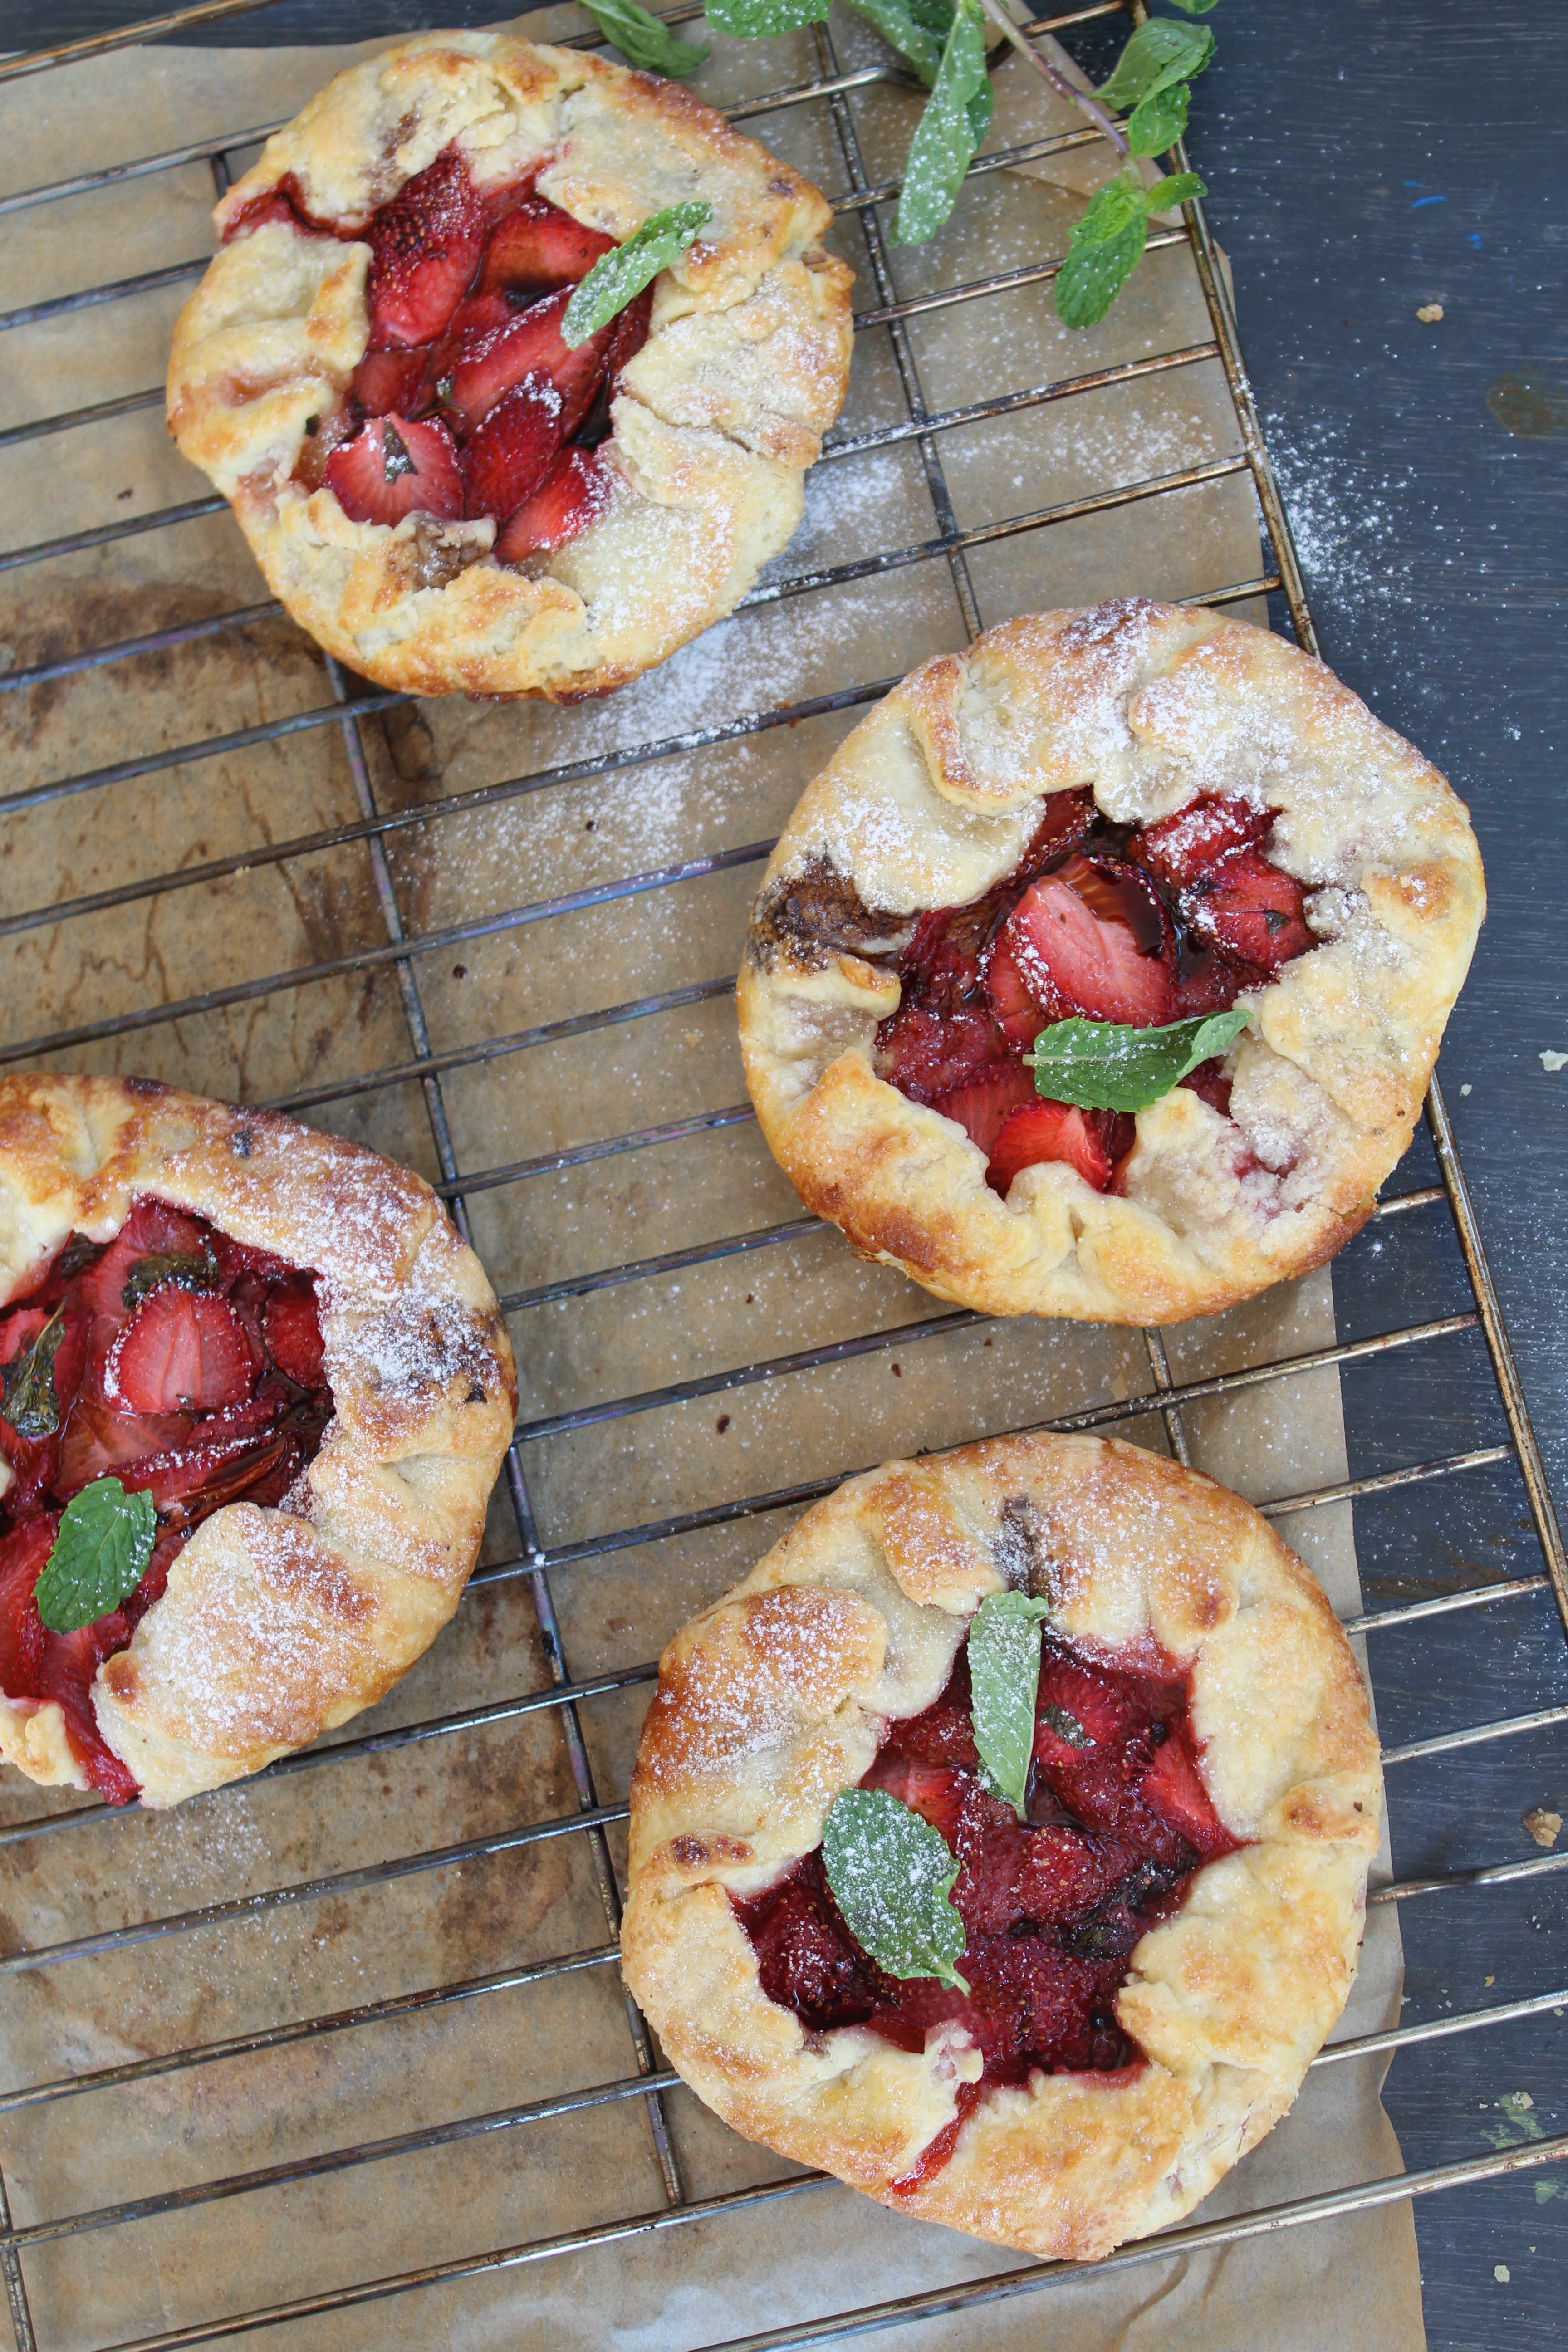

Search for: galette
xmin=0 ymin=1076 xmax=515 ymax=1808
xmin=622 ymin=1431 xmax=1381 ymax=2261
xmin=167 ymin=30 xmax=853 ymax=699
xmin=737 ymin=598 xmax=1485 ymax=1323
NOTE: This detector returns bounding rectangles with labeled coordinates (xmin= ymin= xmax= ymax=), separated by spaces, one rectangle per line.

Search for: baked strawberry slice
xmin=987 ymin=1101 xmax=1112 ymax=1196
xmin=441 ymin=289 xmax=617 ymax=440
xmin=1173 ymin=944 xmax=1262 ymax=1019
xmin=367 ymin=147 xmax=486 ymax=349
xmin=863 ymin=1755 xmax=968 ymax=1847
xmin=494 ymin=447 xmax=613 ymax=559
xmin=981 ymin=931 xmax=1044 ymax=1051
xmin=479 ymin=199 xmax=614 ymax=295
xmin=68 ymin=1203 xmax=209 ymax=1322
xmin=423 ymin=290 xmax=516 ymax=394
xmin=262 ymin=1278 xmax=326 ymax=1389
xmin=1137 ymin=1730 xmax=1233 ymax=1861
xmin=1129 ymin=794 xmax=1273 ymax=889
xmin=930 ymin=1063 xmax=1036 ymax=1157
xmin=324 ymin=415 xmax=465 ymax=525
xmin=55 ymin=1397 xmax=195 ymax=1497
xmin=1015 ymin=1824 xmax=1134 ymax=1927
xmin=351 ymin=347 xmax=433 ymax=418
xmin=110 ymin=1291 xmax=258 ymax=1416
xmin=465 ymin=381 xmax=566 ymax=526
xmin=876 ymin=1003 xmax=1009 ymax=1104
xmin=1180 ymin=847 xmax=1312 ymax=971
xmin=0 ymin=1518 xmax=53 ymax=1690
xmin=990 ymin=856 xmax=1175 ymax=1034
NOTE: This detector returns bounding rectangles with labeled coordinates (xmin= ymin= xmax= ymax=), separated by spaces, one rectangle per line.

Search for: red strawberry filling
xmin=872 ymin=789 xmax=1316 ymax=1193
xmin=0 ymin=1202 xmax=334 ymax=1803
xmin=732 ymin=1632 xmax=1241 ymax=2180
xmin=224 ymin=150 xmax=647 ymax=555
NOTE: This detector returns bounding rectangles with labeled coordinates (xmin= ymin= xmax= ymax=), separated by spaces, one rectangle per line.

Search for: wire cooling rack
xmin=0 ymin=2 xmax=1564 ymax=2346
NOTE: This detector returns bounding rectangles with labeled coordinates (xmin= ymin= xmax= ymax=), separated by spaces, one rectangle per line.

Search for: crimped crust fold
xmin=622 ymin=1434 xmax=1382 ymax=2261
xmin=0 ymin=1075 xmax=516 ymax=1808
xmin=737 ymin=600 xmax=1485 ymax=1323
xmin=165 ymin=32 xmax=853 ymax=701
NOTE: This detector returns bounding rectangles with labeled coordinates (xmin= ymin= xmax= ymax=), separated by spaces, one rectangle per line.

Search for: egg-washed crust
xmin=166 ymin=32 xmax=853 ymax=701
xmin=622 ymin=1432 xmax=1381 ymax=2263
xmin=0 ymin=1075 xmax=516 ymax=1809
xmin=737 ymin=600 xmax=1485 ymax=1324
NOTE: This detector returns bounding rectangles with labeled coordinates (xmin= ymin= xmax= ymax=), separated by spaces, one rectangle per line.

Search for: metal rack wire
xmin=0 ymin=2 xmax=1563 ymax=2346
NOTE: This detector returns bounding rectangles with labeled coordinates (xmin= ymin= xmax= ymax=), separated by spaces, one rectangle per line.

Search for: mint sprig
xmin=893 ymin=0 xmax=993 ymax=246
xmin=1094 ymin=17 xmax=1213 ymax=115
xmin=703 ymin=0 xmax=831 ymax=34
xmin=968 ymin=1590 xmax=1052 ymax=1820
xmin=1024 ymin=1006 xmax=1250 ymax=1112
xmin=821 ymin=1787 xmax=969 ymax=1989
xmin=34 ymin=1476 xmax=158 ymax=1635
xmin=561 ymin=201 xmax=715 ymax=348
xmin=582 ymin=0 xmax=710 ymax=78
xmin=1 ymin=1308 xmax=66 ymax=1440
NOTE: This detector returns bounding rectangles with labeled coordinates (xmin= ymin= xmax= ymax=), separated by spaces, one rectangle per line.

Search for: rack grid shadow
xmin=0 ymin=2 xmax=1563 ymax=2347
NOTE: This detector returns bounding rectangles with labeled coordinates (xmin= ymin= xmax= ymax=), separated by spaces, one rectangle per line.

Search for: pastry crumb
xmin=1494 ymin=2264 xmax=1510 ymax=2283
xmin=1540 ymin=1050 xmax=1567 ymax=1073
xmin=1417 ymin=303 xmax=1444 ymax=323
xmin=1523 ymin=1808 xmax=1562 ymax=1848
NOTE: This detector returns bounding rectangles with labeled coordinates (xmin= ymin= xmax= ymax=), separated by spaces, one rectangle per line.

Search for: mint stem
xmin=970 ymin=0 xmax=1131 ymax=159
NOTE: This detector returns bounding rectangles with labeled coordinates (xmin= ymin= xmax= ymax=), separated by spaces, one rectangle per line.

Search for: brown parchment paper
xmin=0 ymin=14 xmax=1425 ymax=2349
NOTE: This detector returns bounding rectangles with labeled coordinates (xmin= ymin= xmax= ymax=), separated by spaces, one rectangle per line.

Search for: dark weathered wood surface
xmin=3 ymin=2 xmax=1565 ymax=2345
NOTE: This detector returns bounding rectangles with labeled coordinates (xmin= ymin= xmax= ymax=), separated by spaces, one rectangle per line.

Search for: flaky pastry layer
xmin=166 ymin=32 xmax=853 ymax=699
xmin=737 ymin=599 xmax=1485 ymax=1323
xmin=0 ymin=1075 xmax=516 ymax=1807
xmin=621 ymin=1433 xmax=1382 ymax=2261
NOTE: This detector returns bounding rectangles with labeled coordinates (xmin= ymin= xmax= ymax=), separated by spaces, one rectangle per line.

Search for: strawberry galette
xmin=0 ymin=1076 xmax=515 ymax=1809
xmin=167 ymin=31 xmax=853 ymax=699
xmin=738 ymin=599 xmax=1485 ymax=1324
xmin=622 ymin=1433 xmax=1381 ymax=2261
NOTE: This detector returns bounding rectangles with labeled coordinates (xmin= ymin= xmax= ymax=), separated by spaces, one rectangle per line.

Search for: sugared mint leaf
xmin=821 ymin=1788 xmax=969 ymax=1989
xmin=1095 ymin=18 xmax=1213 ymax=113
xmin=1126 ymin=76 xmax=1189 ymax=160
xmin=1054 ymin=205 xmax=1147 ymax=329
xmin=1 ymin=1309 xmax=65 ymax=1440
xmin=703 ymin=0 xmax=830 ymax=34
xmin=34 ymin=1476 xmax=157 ymax=1636
xmin=968 ymin=1591 xmax=1052 ymax=1820
xmin=1164 ymin=0 xmax=1219 ymax=15
xmin=848 ymin=0 xmax=947 ymax=87
xmin=561 ymin=201 xmax=714 ymax=348
xmin=1024 ymin=1006 xmax=1250 ymax=1112
xmin=1149 ymin=171 xmax=1206 ymax=211
xmin=892 ymin=0 xmax=990 ymax=247
xmin=582 ymin=0 xmax=710 ymax=77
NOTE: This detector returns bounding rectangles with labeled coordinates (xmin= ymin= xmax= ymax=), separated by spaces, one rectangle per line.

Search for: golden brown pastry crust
xmin=0 ymin=1075 xmax=516 ymax=1808
xmin=737 ymin=600 xmax=1485 ymax=1323
xmin=621 ymin=1433 xmax=1382 ymax=2262
xmin=166 ymin=32 xmax=853 ymax=701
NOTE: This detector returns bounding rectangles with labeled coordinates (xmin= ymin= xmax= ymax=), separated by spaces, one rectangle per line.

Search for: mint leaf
xmin=561 ymin=201 xmax=714 ymax=348
xmin=1055 ymin=208 xmax=1147 ymax=329
xmin=582 ymin=0 xmax=710 ymax=75
xmin=703 ymin=0 xmax=830 ymax=33
xmin=968 ymin=1591 xmax=1052 ymax=1820
xmin=1 ymin=1308 xmax=65 ymax=1440
xmin=1095 ymin=19 xmax=1212 ymax=113
xmin=121 ymin=1249 xmax=219 ymax=1311
xmin=1066 ymin=167 xmax=1148 ymax=247
xmin=892 ymin=0 xmax=990 ymax=246
xmin=1024 ymin=1006 xmax=1252 ymax=1111
xmin=821 ymin=1787 xmax=969 ymax=1989
xmin=1164 ymin=0 xmax=1219 ymax=14
xmin=1126 ymin=76 xmax=1188 ymax=159
xmin=846 ymin=0 xmax=947 ymax=85
xmin=1149 ymin=171 xmax=1205 ymax=210
xmin=34 ymin=1476 xmax=157 ymax=1635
